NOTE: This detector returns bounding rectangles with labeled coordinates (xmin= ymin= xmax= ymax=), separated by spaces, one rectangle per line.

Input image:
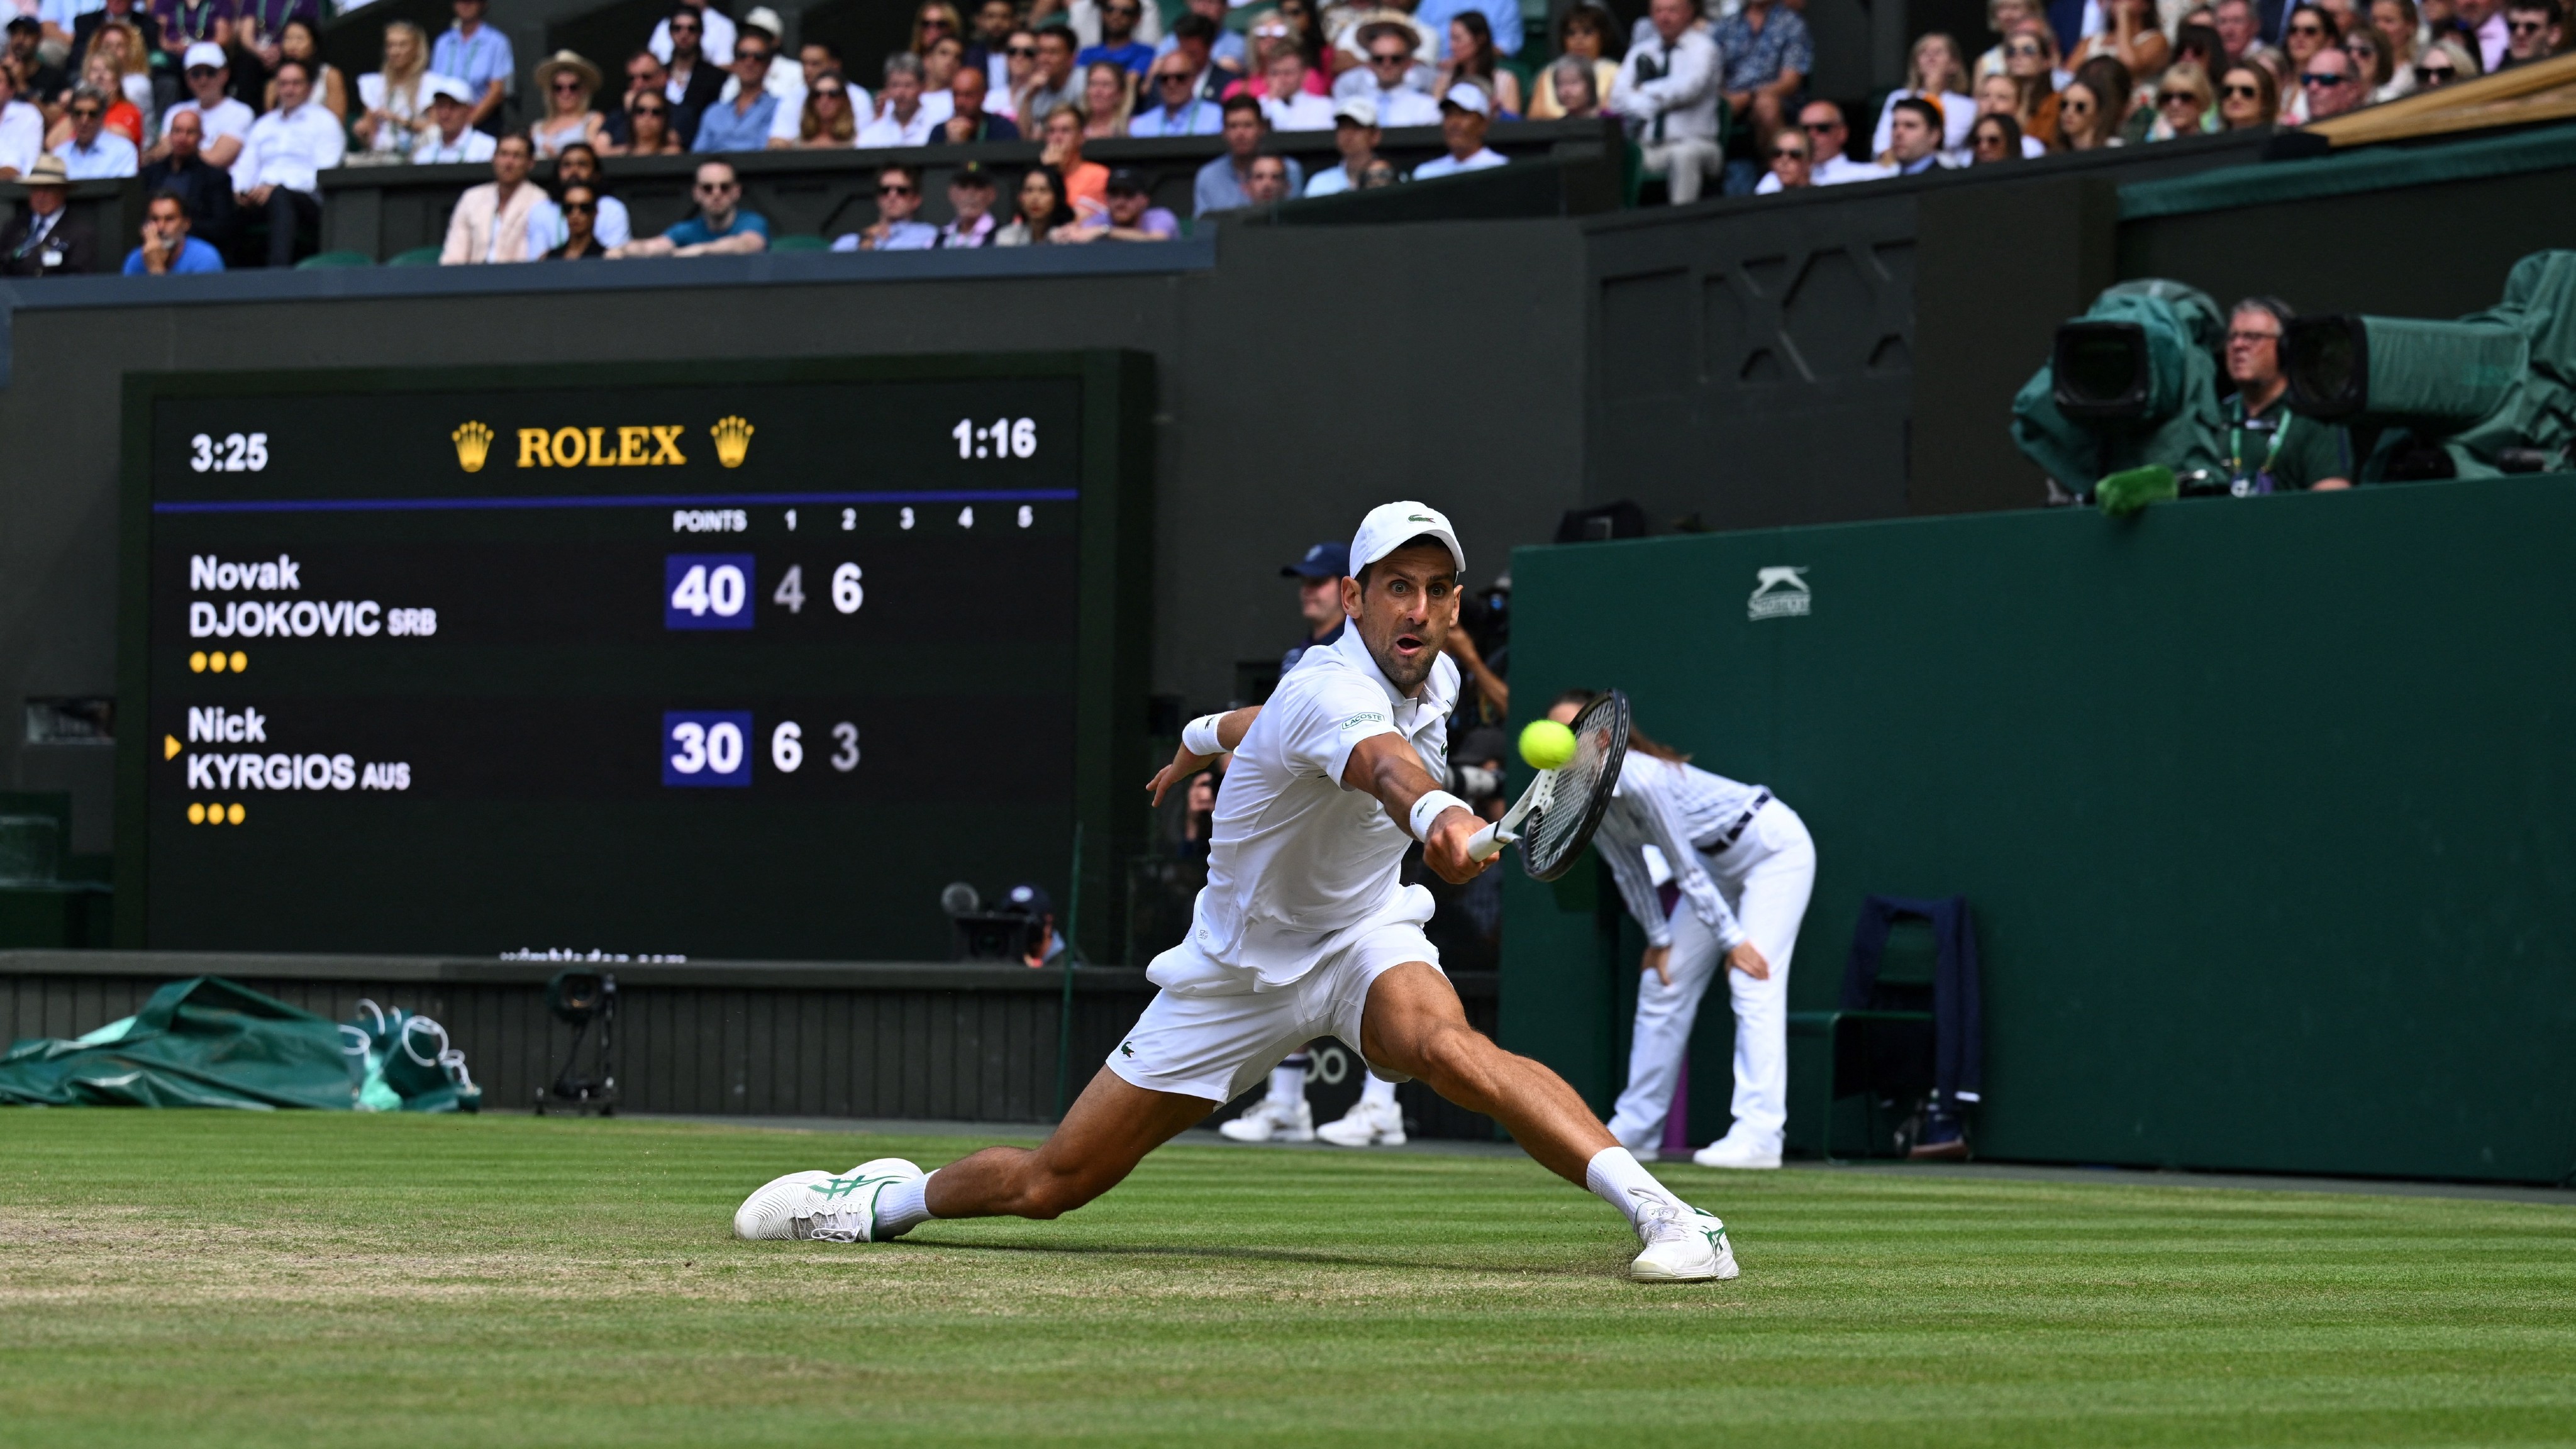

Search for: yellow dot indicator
xmin=207 ymin=652 xmax=227 ymax=674
xmin=225 ymin=802 xmax=245 ymax=824
xmin=187 ymin=802 xmax=206 ymax=824
xmin=228 ymin=651 xmax=247 ymax=672
xmin=189 ymin=651 xmax=208 ymax=672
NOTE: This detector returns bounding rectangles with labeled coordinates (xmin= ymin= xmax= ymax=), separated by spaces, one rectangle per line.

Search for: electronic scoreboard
xmin=115 ymin=354 xmax=1153 ymax=961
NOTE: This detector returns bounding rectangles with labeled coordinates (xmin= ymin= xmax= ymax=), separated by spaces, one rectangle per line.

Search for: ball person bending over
xmin=735 ymin=502 xmax=1740 ymax=1282
xmin=1558 ymin=691 xmax=1815 ymax=1170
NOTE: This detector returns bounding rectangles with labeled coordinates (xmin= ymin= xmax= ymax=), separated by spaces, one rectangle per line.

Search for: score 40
xmin=667 ymin=555 xmax=860 ymax=629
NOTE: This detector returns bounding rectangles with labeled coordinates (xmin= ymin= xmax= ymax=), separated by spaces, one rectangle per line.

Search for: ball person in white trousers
xmin=1548 ymin=692 xmax=1816 ymax=1170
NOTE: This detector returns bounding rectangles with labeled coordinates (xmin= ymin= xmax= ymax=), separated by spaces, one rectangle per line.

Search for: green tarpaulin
xmin=0 ymin=976 xmax=360 ymax=1109
xmin=0 ymin=976 xmax=482 ymax=1111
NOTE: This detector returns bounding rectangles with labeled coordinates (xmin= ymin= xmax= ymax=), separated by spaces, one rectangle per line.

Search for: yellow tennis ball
xmin=1519 ymin=719 xmax=1578 ymax=770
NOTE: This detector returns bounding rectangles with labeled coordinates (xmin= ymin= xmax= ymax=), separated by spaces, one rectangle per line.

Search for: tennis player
xmin=736 ymin=502 xmax=1740 ymax=1282
xmin=1555 ymin=691 xmax=1814 ymax=1170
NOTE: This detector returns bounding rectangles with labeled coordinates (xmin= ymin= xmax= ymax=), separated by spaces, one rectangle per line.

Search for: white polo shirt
xmin=1174 ymin=625 xmax=1457 ymax=993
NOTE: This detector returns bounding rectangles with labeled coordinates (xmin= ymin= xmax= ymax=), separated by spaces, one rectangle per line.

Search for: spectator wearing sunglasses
xmin=2411 ymin=35 xmax=2480 ymax=87
xmin=2294 ymin=45 xmax=2368 ymax=120
xmin=835 ymin=162 xmax=938 ymax=250
xmin=1341 ymin=21 xmax=1442 ymax=126
xmin=599 ymin=52 xmax=674 ymax=153
xmin=48 ymin=83 xmax=135 ymax=177
xmin=2501 ymin=0 xmax=2565 ymax=65
xmin=2145 ymin=62 xmax=2217 ymax=136
xmin=2278 ymin=3 xmax=2336 ymax=118
xmin=1710 ymin=0 xmax=1813 ymax=192
xmin=994 ymin=26 xmax=1041 ymax=116
xmin=650 ymin=0 xmax=736 ymax=77
xmin=611 ymin=158 xmax=769 ymax=256
xmin=691 ymin=32 xmax=779 ymax=152
xmin=656 ymin=10 xmax=728 ymax=144
xmin=163 ymin=42 xmax=252 ymax=172
xmin=545 ymin=183 xmax=609 ymax=258
xmin=1759 ymin=127 xmax=1812 ymax=189
xmin=1131 ymin=51 xmax=1225 ymax=134
xmin=1968 ymin=110 xmax=2029 ymax=160
xmin=771 ymin=40 xmax=874 ymax=145
xmin=526 ymin=142 xmax=630 ymax=253
xmin=2216 ymin=62 xmax=2278 ymax=125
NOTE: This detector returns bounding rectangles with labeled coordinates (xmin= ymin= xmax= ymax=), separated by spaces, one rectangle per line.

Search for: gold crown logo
xmin=711 ymin=416 xmax=755 ymax=470
xmin=452 ymin=421 xmax=494 ymax=473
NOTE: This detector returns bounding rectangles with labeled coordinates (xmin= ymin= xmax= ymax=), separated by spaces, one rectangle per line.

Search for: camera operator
xmin=2224 ymin=297 xmax=2353 ymax=494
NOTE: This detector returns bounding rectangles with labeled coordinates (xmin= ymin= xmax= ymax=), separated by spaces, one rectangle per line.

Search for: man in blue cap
xmin=1279 ymin=539 xmax=1348 ymax=678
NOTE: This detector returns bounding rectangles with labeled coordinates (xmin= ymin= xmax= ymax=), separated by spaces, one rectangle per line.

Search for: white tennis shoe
xmin=1629 ymin=1199 xmax=1740 ymax=1283
xmin=1219 ymin=1098 xmax=1315 ymax=1143
xmin=1691 ymin=1133 xmax=1782 ymax=1170
xmin=1315 ymin=1098 xmax=1406 ymax=1147
xmin=731 ymin=1157 xmax=924 ymax=1242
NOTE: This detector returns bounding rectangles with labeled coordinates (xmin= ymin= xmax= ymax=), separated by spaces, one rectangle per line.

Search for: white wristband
xmin=1408 ymin=790 xmax=1470 ymax=841
xmin=1181 ymin=713 xmax=1226 ymax=757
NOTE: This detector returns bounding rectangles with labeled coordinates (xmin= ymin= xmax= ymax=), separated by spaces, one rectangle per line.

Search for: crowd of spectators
xmin=3 ymin=0 xmax=2564 ymax=275
xmin=1746 ymin=0 xmax=2568 ymax=197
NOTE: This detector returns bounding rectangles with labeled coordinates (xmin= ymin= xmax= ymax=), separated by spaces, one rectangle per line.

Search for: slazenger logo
xmin=1747 ymin=567 xmax=1811 ymax=621
xmin=1338 ymin=711 xmax=1387 ymax=730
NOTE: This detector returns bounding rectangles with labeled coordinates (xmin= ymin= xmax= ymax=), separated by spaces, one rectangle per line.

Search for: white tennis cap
xmin=1440 ymin=84 xmax=1490 ymax=116
xmin=1350 ymin=501 xmax=1465 ymax=577
xmin=1334 ymin=95 xmax=1377 ymax=127
xmin=182 ymin=41 xmax=226 ymax=70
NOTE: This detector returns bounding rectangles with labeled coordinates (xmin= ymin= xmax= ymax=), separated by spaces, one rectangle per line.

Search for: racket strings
xmin=1521 ymin=692 xmax=1628 ymax=880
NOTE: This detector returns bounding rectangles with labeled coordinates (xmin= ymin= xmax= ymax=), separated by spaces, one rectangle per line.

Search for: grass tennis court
xmin=4 ymin=1112 xmax=2573 ymax=1448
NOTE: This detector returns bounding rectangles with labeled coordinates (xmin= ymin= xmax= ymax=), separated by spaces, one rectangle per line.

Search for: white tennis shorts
xmin=1108 ymin=912 xmax=1443 ymax=1104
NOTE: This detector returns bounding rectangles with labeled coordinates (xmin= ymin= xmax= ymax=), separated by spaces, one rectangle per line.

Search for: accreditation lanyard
xmin=2229 ymin=401 xmax=2293 ymax=496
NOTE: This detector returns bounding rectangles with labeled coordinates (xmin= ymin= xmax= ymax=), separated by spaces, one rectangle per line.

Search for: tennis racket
xmin=1466 ymin=689 xmax=1629 ymax=881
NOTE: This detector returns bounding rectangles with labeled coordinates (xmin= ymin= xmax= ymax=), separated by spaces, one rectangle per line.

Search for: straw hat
xmin=19 ymin=154 xmax=68 ymax=187
xmin=531 ymin=50 xmax=602 ymax=100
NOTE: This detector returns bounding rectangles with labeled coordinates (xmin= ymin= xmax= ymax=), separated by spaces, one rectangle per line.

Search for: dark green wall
xmin=1504 ymin=477 xmax=2576 ymax=1184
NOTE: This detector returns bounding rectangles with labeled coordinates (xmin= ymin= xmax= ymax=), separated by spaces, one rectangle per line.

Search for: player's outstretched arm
xmin=1145 ymin=706 xmax=1260 ymax=806
xmin=1343 ymin=733 xmax=1494 ymax=886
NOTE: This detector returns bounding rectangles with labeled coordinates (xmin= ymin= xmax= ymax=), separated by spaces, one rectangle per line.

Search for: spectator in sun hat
xmin=0 ymin=154 xmax=96 ymax=275
xmin=531 ymin=50 xmax=606 ymax=158
xmin=1339 ymin=18 xmax=1441 ymax=125
xmin=1302 ymin=94 xmax=1382 ymax=195
xmin=1409 ymin=82 xmax=1504 ymax=177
